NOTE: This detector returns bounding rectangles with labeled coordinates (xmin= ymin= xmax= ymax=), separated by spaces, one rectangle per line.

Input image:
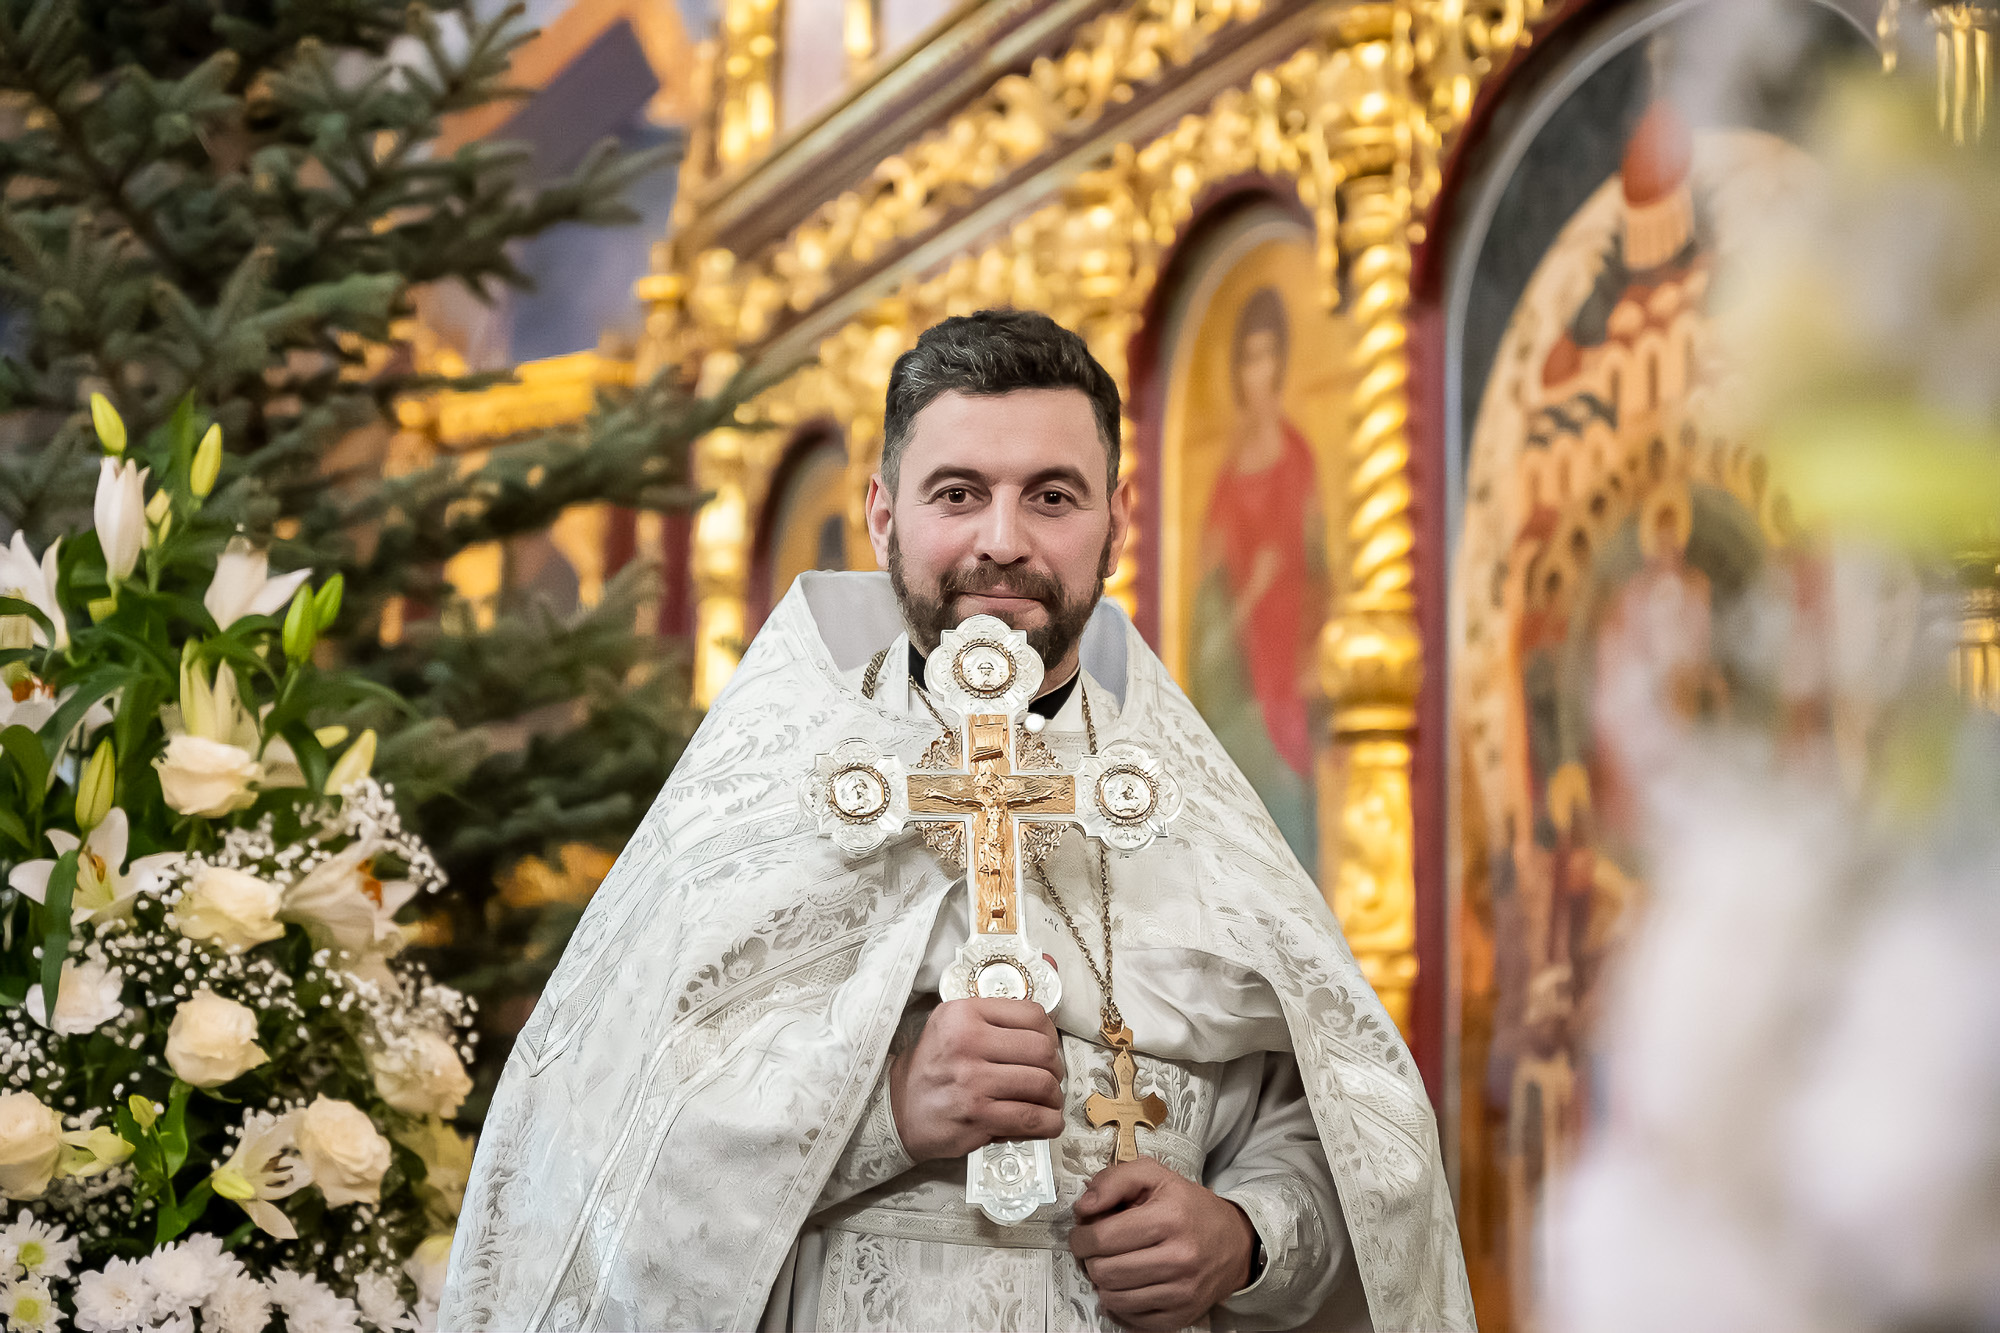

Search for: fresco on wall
xmin=1450 ymin=71 xmax=1828 ymax=1329
xmin=757 ymin=435 xmax=852 ymax=620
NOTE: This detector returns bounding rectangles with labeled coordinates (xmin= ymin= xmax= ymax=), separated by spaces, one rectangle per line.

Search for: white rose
xmin=173 ymin=866 xmax=285 ymax=952
xmin=296 ymin=1096 xmax=392 ymax=1207
xmin=154 ymin=734 xmax=261 ymax=818
xmin=165 ymin=990 xmax=268 ymax=1088
xmin=369 ymin=1031 xmax=473 ymax=1119
xmin=24 ymin=958 xmax=124 ymax=1035
xmin=0 ymin=1092 xmax=64 ymax=1200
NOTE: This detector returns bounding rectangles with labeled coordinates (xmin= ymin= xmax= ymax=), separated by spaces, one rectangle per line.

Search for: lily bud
xmin=191 ymin=424 xmax=223 ymax=498
xmin=127 ymin=1094 xmax=158 ymax=1130
xmin=281 ymin=585 xmax=316 ymax=664
xmin=314 ymin=725 xmax=349 ymax=747
xmin=312 ymin=574 xmax=343 ymax=632
xmin=90 ymin=393 xmax=126 ymax=455
xmin=93 ymin=458 xmax=148 ymax=583
xmin=75 ymin=740 xmax=115 ymax=833
xmin=324 ymin=729 xmax=377 ymax=795
xmin=180 ymin=643 xmax=215 ymax=742
xmin=144 ymin=490 xmax=173 ymax=555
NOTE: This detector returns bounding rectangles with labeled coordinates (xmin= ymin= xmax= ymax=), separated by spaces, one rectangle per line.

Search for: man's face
xmin=866 ymin=388 xmax=1130 ymax=684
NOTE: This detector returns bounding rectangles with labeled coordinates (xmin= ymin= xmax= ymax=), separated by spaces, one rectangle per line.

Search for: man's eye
xmin=1038 ymin=490 xmax=1073 ymax=507
xmin=940 ymin=487 xmax=970 ymax=504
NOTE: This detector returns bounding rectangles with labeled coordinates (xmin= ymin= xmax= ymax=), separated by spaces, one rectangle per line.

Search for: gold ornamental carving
xmin=715 ymin=0 xmax=780 ymax=167
xmin=654 ymin=0 xmax=1547 ymax=1037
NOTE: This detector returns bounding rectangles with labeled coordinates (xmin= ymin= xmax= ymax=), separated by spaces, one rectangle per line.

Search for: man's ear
xmin=1102 ymin=476 xmax=1134 ymax=578
xmin=865 ymin=473 xmax=894 ymax=570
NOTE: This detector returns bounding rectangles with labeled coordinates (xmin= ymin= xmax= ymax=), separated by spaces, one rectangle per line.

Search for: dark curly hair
xmin=880 ymin=309 xmax=1122 ymax=493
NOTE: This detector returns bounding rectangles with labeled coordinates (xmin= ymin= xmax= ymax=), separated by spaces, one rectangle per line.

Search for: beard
xmin=888 ymin=530 xmax=1110 ymax=674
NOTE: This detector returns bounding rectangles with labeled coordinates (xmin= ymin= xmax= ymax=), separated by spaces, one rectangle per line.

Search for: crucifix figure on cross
xmin=804 ymin=614 xmax=1183 ymax=1224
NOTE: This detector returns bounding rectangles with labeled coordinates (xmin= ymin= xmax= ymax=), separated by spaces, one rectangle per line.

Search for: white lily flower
xmin=203 ymin=537 xmax=311 ymax=630
xmin=7 ymin=809 xmax=180 ymax=927
xmin=281 ymin=840 xmax=418 ymax=981
xmin=92 ymin=458 xmax=149 ymax=583
xmin=24 ymin=958 xmax=124 ymax=1035
xmin=209 ymin=1110 xmax=310 ymax=1240
xmin=0 ymin=534 xmax=66 ymax=651
xmin=0 ymin=674 xmax=56 ymax=731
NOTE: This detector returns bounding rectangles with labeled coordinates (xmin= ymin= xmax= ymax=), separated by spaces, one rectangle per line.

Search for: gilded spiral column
xmin=1320 ymin=173 xmax=1423 ymax=1034
xmin=690 ymin=351 xmax=750 ymax=707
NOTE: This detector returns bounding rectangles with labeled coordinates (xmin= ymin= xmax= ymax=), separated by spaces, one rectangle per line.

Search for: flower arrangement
xmin=0 ymin=398 xmax=473 ymax=1332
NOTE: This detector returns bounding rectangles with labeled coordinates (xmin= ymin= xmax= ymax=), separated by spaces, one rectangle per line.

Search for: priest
xmin=440 ymin=311 xmax=1472 ymax=1332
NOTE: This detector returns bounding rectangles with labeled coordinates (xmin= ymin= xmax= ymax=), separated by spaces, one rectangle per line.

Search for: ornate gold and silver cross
xmin=805 ymin=614 xmax=1182 ymax=1224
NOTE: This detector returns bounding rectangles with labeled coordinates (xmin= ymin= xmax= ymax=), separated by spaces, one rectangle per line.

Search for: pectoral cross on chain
xmin=1086 ymin=1025 xmax=1169 ymax=1164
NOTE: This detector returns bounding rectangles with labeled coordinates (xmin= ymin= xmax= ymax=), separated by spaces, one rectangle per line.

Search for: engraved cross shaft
xmin=1085 ymin=1028 xmax=1168 ymax=1163
xmin=906 ymin=715 xmax=1074 ymax=934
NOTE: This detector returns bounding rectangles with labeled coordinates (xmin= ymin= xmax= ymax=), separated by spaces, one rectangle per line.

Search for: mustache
xmin=937 ymin=564 xmax=1062 ymax=603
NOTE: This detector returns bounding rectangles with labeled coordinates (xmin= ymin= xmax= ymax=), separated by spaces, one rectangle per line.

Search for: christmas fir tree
xmin=0 ymin=0 xmax=753 ymax=1114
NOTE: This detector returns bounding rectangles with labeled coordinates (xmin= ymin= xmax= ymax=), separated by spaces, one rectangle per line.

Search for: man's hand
xmin=888 ymin=998 xmax=1065 ymax=1163
xmin=1069 ymin=1158 xmax=1257 ymax=1332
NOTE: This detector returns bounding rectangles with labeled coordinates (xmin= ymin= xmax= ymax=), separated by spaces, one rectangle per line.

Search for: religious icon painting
xmin=1438 ymin=5 xmax=1874 ymax=1326
xmin=1154 ymin=202 xmax=1353 ymax=884
xmin=751 ymin=425 xmax=853 ymax=630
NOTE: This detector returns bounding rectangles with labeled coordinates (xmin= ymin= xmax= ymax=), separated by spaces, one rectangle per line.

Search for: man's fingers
xmin=971 ymin=1026 xmax=1066 ymax=1083
xmin=975 ymin=1062 xmax=1063 ymax=1110
xmin=1068 ymin=1200 xmax=1171 ymax=1259
xmin=1073 ymin=1158 xmax=1168 ymax=1222
xmin=1080 ymin=1244 xmax=1186 ymax=1293
xmin=980 ymin=1099 xmax=1064 ymax=1141
xmin=959 ymin=996 xmax=1058 ymax=1032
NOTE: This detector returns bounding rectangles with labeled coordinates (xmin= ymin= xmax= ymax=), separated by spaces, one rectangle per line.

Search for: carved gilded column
xmin=716 ymin=0 xmax=780 ymax=168
xmin=1957 ymin=581 xmax=2000 ymax=709
xmin=691 ymin=352 xmax=751 ymax=707
xmin=1317 ymin=9 xmax=1423 ymax=1033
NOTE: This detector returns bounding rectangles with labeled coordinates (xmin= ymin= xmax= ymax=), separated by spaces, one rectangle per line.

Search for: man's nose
xmin=971 ymin=496 xmax=1029 ymax=565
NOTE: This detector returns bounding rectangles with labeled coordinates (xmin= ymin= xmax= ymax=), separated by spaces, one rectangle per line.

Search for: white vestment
xmin=441 ymin=573 xmax=1473 ymax=1333
xmin=762 ymin=637 xmax=1365 ymax=1332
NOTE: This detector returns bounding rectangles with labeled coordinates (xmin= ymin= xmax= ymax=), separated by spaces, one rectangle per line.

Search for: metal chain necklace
xmin=1030 ymin=686 xmax=1127 ymax=1042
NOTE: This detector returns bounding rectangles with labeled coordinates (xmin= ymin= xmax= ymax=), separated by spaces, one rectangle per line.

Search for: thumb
xmin=1073 ymin=1159 xmax=1158 ymax=1221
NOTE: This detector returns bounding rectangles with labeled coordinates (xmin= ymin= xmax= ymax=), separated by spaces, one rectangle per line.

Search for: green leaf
xmin=113 ymin=675 xmax=165 ymax=776
xmin=0 ymin=726 xmax=49 ymax=812
xmin=167 ymin=392 xmax=198 ymax=470
xmin=156 ymin=1180 xmax=213 ymax=1246
xmin=35 ymin=665 xmax=125 ymax=754
xmin=38 ymin=848 xmax=78 ymax=1019
xmin=0 ymin=807 xmax=28 ymax=853
xmin=280 ymin=722 xmax=330 ymax=795
xmin=159 ymin=1080 xmax=193 ymax=1176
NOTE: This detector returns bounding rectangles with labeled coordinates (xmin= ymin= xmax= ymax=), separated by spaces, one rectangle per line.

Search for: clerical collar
xmin=908 ymin=641 xmax=1079 ymax=720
